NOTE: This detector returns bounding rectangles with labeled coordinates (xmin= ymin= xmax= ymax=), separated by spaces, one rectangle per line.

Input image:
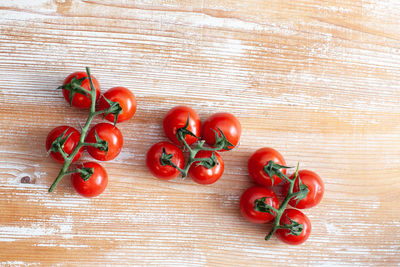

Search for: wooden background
xmin=0 ymin=0 xmax=399 ymax=266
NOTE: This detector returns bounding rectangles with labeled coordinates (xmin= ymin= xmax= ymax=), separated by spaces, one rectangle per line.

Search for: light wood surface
xmin=1 ymin=0 xmax=400 ymax=266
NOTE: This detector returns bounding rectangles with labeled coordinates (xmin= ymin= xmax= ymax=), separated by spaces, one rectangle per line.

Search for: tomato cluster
xmin=146 ymin=106 xmax=241 ymax=185
xmin=240 ymin=147 xmax=324 ymax=245
xmin=45 ymin=68 xmax=326 ymax=245
xmin=46 ymin=69 xmax=136 ymax=197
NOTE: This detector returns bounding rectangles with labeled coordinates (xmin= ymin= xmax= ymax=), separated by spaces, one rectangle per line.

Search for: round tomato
xmin=86 ymin=123 xmax=123 ymax=161
xmin=45 ymin=126 xmax=83 ymax=163
xmin=285 ymin=170 xmax=324 ymax=209
xmin=61 ymin=71 xmax=101 ymax=108
xmin=97 ymin=87 xmax=137 ymax=123
xmin=248 ymin=147 xmax=287 ymax=186
xmin=163 ymin=106 xmax=201 ymax=146
xmin=202 ymin=112 xmax=241 ymax=150
xmin=188 ymin=151 xmax=224 ymax=185
xmin=71 ymin=162 xmax=108 ymax=197
xmin=146 ymin=141 xmax=184 ymax=180
xmin=275 ymin=209 xmax=311 ymax=245
xmin=239 ymin=186 xmax=279 ymax=224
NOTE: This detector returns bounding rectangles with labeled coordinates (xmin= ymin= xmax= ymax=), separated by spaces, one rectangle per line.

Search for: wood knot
xmin=20 ymin=176 xmax=35 ymax=184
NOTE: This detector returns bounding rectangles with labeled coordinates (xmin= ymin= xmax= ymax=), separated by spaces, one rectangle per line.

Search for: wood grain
xmin=1 ymin=0 xmax=400 ymax=266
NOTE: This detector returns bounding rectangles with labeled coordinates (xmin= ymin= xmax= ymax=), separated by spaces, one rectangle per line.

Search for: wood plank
xmin=0 ymin=0 xmax=399 ymax=265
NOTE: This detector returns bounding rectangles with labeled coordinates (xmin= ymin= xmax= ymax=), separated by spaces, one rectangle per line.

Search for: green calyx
xmin=58 ymin=76 xmax=89 ymax=106
xmin=212 ymin=128 xmax=233 ymax=151
xmin=70 ymin=167 xmax=94 ymax=181
xmin=94 ymin=130 xmax=109 ymax=152
xmin=196 ymin=152 xmax=218 ymax=169
xmin=49 ymin=128 xmax=73 ymax=155
xmin=102 ymin=96 xmax=123 ymax=126
xmin=280 ymin=217 xmax=304 ymax=236
xmin=176 ymin=114 xmax=198 ymax=146
xmin=254 ymin=197 xmax=276 ymax=215
xmin=160 ymin=147 xmax=175 ymax=166
xmin=263 ymin=160 xmax=292 ymax=185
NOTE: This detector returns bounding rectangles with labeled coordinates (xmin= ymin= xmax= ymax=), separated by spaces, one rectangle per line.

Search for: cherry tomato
xmin=202 ymin=112 xmax=241 ymax=150
xmin=71 ymin=162 xmax=108 ymax=197
xmin=45 ymin=126 xmax=83 ymax=163
xmin=97 ymin=87 xmax=137 ymax=123
xmin=146 ymin=141 xmax=184 ymax=180
xmin=62 ymin=71 xmax=101 ymax=109
xmin=275 ymin=209 xmax=311 ymax=245
xmin=284 ymin=170 xmax=324 ymax=209
xmin=86 ymin=123 xmax=123 ymax=161
xmin=239 ymin=186 xmax=279 ymax=223
xmin=188 ymin=151 xmax=224 ymax=185
xmin=163 ymin=106 xmax=201 ymax=146
xmin=248 ymin=147 xmax=287 ymax=186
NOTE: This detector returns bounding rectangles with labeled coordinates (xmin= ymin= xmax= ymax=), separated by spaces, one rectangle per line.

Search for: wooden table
xmin=1 ymin=0 xmax=399 ymax=266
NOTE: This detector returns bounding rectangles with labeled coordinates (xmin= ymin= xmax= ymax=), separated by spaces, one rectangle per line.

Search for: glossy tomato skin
xmin=275 ymin=209 xmax=311 ymax=245
xmin=62 ymin=71 xmax=101 ymax=108
xmin=202 ymin=112 xmax=241 ymax=151
xmin=71 ymin=162 xmax=108 ymax=197
xmin=45 ymin=126 xmax=83 ymax=163
xmin=163 ymin=106 xmax=201 ymax=146
xmin=239 ymin=186 xmax=279 ymax=224
xmin=285 ymin=170 xmax=324 ymax=209
xmin=146 ymin=141 xmax=184 ymax=180
xmin=188 ymin=151 xmax=224 ymax=185
xmin=97 ymin=87 xmax=137 ymax=123
xmin=86 ymin=123 xmax=123 ymax=161
xmin=248 ymin=147 xmax=287 ymax=186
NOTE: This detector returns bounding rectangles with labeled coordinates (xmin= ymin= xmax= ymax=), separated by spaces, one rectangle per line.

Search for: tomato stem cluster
xmin=48 ymin=67 xmax=117 ymax=192
xmin=261 ymin=162 xmax=309 ymax=240
xmin=161 ymin=118 xmax=232 ymax=178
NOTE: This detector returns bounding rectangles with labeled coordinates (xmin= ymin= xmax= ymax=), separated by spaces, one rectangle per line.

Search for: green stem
xmin=265 ymin=164 xmax=300 ymax=240
xmin=48 ymin=67 xmax=98 ymax=192
xmin=173 ymin=133 xmax=225 ymax=178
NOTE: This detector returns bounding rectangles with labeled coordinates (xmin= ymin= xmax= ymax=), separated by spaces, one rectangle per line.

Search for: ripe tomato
xmin=146 ymin=141 xmax=184 ymax=180
xmin=86 ymin=123 xmax=123 ymax=161
xmin=188 ymin=151 xmax=224 ymax=185
xmin=248 ymin=147 xmax=287 ymax=186
xmin=163 ymin=106 xmax=201 ymax=146
xmin=202 ymin=112 xmax=241 ymax=150
xmin=97 ymin=87 xmax=137 ymax=123
xmin=71 ymin=162 xmax=108 ymax=197
xmin=61 ymin=71 xmax=101 ymax=108
xmin=285 ymin=170 xmax=324 ymax=209
xmin=45 ymin=126 xmax=83 ymax=163
xmin=239 ymin=186 xmax=279 ymax=223
xmin=275 ymin=209 xmax=311 ymax=245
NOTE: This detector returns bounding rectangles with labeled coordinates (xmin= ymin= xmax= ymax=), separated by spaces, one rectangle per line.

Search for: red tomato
xmin=163 ymin=106 xmax=201 ymax=146
xmin=188 ymin=151 xmax=224 ymax=185
xmin=86 ymin=123 xmax=123 ymax=161
xmin=275 ymin=209 xmax=311 ymax=245
xmin=248 ymin=147 xmax=287 ymax=186
xmin=146 ymin=141 xmax=184 ymax=180
xmin=97 ymin=87 xmax=137 ymax=123
xmin=285 ymin=170 xmax=324 ymax=209
xmin=239 ymin=186 xmax=279 ymax=223
xmin=45 ymin=126 xmax=83 ymax=163
xmin=202 ymin=112 xmax=241 ymax=150
xmin=61 ymin=71 xmax=101 ymax=108
xmin=71 ymin=162 xmax=108 ymax=197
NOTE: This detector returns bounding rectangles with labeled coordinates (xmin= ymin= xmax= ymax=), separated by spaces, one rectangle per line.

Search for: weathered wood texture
xmin=0 ymin=0 xmax=399 ymax=266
